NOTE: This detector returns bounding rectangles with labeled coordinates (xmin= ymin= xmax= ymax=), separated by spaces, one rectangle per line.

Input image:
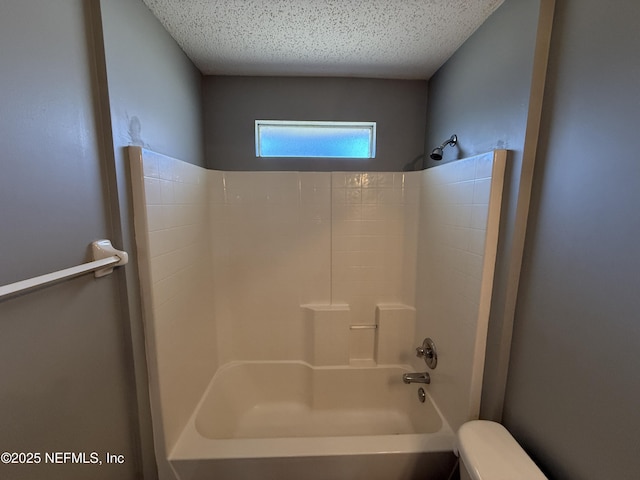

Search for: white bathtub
xmin=169 ymin=361 xmax=456 ymax=480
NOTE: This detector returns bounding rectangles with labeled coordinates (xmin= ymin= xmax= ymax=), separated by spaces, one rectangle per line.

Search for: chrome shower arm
xmin=439 ymin=134 xmax=457 ymax=149
xmin=430 ymin=134 xmax=458 ymax=161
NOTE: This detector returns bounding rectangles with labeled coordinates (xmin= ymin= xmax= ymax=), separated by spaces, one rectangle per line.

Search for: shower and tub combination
xmin=129 ymin=147 xmax=507 ymax=480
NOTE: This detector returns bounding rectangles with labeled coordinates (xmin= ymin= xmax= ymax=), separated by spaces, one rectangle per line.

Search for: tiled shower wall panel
xmin=414 ymin=151 xmax=506 ymax=432
xmin=401 ymin=172 xmax=421 ymax=305
xmin=131 ymin=147 xmax=218 ymax=451
xmin=209 ymin=172 xmax=332 ymax=364
xmin=208 ymin=170 xmax=420 ymax=364
xmin=331 ymin=172 xmax=420 ymax=324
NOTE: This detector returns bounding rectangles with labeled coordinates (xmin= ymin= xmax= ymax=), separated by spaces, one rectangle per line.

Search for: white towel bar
xmin=0 ymin=240 xmax=128 ymax=301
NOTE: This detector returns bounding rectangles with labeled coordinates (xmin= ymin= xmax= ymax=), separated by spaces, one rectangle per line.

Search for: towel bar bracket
xmin=92 ymin=239 xmax=129 ymax=278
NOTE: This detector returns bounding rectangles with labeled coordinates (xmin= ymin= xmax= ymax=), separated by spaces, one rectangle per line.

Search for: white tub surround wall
xmin=209 ymin=171 xmax=332 ymax=365
xmin=414 ymin=151 xmax=507 ymax=431
xmin=129 ymin=147 xmax=219 ymax=455
xmin=331 ymin=172 xmax=421 ymax=365
xmin=331 ymin=172 xmax=421 ymax=315
xmin=130 ymin=148 xmax=507 ymax=479
xmin=376 ymin=304 xmax=417 ymax=365
xmin=208 ymin=170 xmax=421 ymax=367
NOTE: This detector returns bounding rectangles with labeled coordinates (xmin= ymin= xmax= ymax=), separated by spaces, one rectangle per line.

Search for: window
xmin=255 ymin=120 xmax=376 ymax=158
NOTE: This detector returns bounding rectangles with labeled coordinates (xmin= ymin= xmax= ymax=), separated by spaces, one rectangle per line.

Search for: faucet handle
xmin=416 ymin=338 xmax=438 ymax=369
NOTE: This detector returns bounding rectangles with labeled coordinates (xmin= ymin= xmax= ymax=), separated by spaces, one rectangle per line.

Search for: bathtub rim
xmin=169 ymin=360 xmax=456 ymax=461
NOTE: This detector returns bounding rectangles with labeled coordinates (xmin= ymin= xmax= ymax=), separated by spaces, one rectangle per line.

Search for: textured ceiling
xmin=142 ymin=0 xmax=505 ymax=79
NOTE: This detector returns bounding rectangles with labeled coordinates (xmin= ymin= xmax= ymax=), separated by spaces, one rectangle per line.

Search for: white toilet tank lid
xmin=457 ymin=421 xmax=547 ymax=480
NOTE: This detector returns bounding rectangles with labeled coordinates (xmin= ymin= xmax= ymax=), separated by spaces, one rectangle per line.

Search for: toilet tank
xmin=457 ymin=421 xmax=547 ymax=480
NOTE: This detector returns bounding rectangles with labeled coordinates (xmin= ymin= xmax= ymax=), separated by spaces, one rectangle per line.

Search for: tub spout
xmin=402 ymin=372 xmax=430 ymax=384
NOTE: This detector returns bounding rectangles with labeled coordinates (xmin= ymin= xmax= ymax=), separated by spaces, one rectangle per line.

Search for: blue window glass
xmin=255 ymin=121 xmax=376 ymax=158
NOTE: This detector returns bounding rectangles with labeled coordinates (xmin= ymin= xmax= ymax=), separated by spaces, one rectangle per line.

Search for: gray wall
xmin=203 ymin=76 xmax=427 ymax=171
xmin=0 ymin=0 xmax=205 ymax=479
xmin=99 ymin=0 xmax=204 ymax=167
xmin=97 ymin=0 xmax=206 ymax=478
xmin=503 ymin=0 xmax=640 ymax=478
xmin=0 ymin=1 xmax=139 ymax=479
xmin=424 ymin=0 xmax=542 ymax=420
xmin=425 ymin=0 xmax=537 ymax=167
xmin=427 ymin=0 xmax=640 ymax=477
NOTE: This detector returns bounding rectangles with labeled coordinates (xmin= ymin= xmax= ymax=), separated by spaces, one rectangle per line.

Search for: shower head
xmin=430 ymin=134 xmax=457 ymax=161
xmin=430 ymin=147 xmax=444 ymax=161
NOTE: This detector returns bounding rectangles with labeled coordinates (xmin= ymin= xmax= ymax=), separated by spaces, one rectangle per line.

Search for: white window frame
xmin=255 ymin=120 xmax=377 ymax=158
